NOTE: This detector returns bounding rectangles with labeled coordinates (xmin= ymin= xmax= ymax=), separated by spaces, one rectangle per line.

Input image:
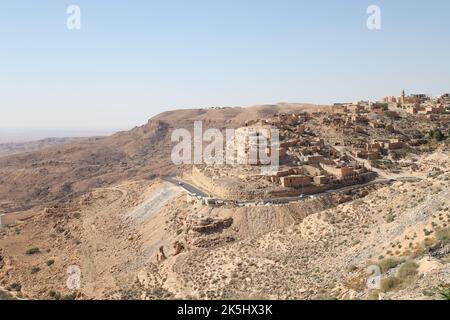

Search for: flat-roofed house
xmin=280 ymin=175 xmax=312 ymax=188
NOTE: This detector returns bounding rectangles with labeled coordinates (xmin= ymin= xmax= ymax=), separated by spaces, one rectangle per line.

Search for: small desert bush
xmin=397 ymin=261 xmax=418 ymax=280
xmin=73 ymin=212 xmax=81 ymax=219
xmin=346 ymin=264 xmax=358 ymax=273
xmin=378 ymin=258 xmax=404 ymax=273
xmin=9 ymin=283 xmax=22 ymax=291
xmin=380 ymin=277 xmax=402 ymax=293
xmin=31 ymin=266 xmax=41 ymax=274
xmin=436 ymin=227 xmax=450 ymax=244
xmin=49 ymin=290 xmax=61 ymax=300
xmin=380 ymin=261 xmax=419 ymax=293
xmin=0 ymin=290 xmax=15 ymax=300
xmin=367 ymin=290 xmax=380 ymax=300
xmin=25 ymin=247 xmax=40 ymax=255
xmin=440 ymin=288 xmax=450 ymax=300
xmin=344 ymin=275 xmax=367 ymax=291
xmin=62 ymin=293 xmax=77 ymax=300
xmin=46 ymin=259 xmax=55 ymax=266
xmin=385 ymin=214 xmax=395 ymax=223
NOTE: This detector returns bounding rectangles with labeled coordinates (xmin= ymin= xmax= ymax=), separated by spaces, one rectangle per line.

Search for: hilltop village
xmin=1 ymin=95 xmax=449 ymax=301
xmin=188 ymin=92 xmax=450 ymax=202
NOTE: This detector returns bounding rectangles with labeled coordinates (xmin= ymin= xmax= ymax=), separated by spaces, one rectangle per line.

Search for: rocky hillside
xmin=0 ymin=104 xmax=321 ymax=212
xmin=0 ymin=150 xmax=449 ymax=300
xmin=1 ymin=104 xmax=448 ymax=300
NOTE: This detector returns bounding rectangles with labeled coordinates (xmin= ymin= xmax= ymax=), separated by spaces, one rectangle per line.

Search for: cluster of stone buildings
xmin=321 ymin=103 xmax=398 ymax=134
xmin=383 ymin=91 xmax=450 ymax=119
xmin=266 ymin=153 xmax=373 ymax=191
xmin=190 ymin=91 xmax=448 ymax=198
xmin=351 ymin=138 xmax=404 ymax=160
xmin=244 ymin=113 xmax=378 ymax=191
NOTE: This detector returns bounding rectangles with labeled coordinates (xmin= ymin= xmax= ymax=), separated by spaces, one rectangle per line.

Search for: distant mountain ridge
xmin=0 ymin=137 xmax=82 ymax=157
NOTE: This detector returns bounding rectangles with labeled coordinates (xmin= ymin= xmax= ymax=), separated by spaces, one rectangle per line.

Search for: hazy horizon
xmin=0 ymin=128 xmax=122 ymax=143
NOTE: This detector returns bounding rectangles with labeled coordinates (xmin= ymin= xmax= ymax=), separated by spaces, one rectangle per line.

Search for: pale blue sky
xmin=1 ymin=0 xmax=449 ymax=130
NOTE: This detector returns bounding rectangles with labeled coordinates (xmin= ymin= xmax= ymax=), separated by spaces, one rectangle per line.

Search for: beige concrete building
xmin=280 ymin=175 xmax=312 ymax=188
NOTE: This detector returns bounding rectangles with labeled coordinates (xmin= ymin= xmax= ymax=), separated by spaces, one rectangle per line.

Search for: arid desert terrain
xmin=1 ymin=102 xmax=449 ymax=300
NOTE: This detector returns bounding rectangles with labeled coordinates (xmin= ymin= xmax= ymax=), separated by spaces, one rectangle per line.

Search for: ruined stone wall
xmin=191 ymin=166 xmax=245 ymax=200
xmin=191 ymin=166 xmax=377 ymax=201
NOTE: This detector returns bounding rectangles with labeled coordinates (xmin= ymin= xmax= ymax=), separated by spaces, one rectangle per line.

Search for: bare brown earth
xmin=1 ymin=151 xmax=449 ymax=300
xmin=0 ymin=104 xmax=449 ymax=300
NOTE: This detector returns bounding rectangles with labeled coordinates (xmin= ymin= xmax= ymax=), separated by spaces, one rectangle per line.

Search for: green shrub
xmin=352 ymin=240 xmax=361 ymax=246
xmin=397 ymin=261 xmax=419 ymax=280
xmin=9 ymin=283 xmax=21 ymax=291
xmin=436 ymin=227 xmax=450 ymax=244
xmin=440 ymin=288 xmax=450 ymax=300
xmin=49 ymin=290 xmax=61 ymax=300
xmin=0 ymin=290 xmax=15 ymax=300
xmin=26 ymin=247 xmax=40 ymax=255
xmin=73 ymin=212 xmax=81 ymax=219
xmin=367 ymin=290 xmax=380 ymax=300
xmin=346 ymin=264 xmax=358 ymax=272
xmin=31 ymin=266 xmax=41 ymax=274
xmin=62 ymin=293 xmax=77 ymax=300
xmin=380 ymin=277 xmax=402 ymax=293
xmin=429 ymin=129 xmax=446 ymax=141
xmin=378 ymin=258 xmax=404 ymax=273
xmin=385 ymin=214 xmax=395 ymax=223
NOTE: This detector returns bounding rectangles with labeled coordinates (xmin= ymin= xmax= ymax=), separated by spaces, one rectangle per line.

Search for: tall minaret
xmin=401 ymin=90 xmax=406 ymax=105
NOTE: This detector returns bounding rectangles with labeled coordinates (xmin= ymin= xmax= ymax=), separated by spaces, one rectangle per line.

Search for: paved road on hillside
xmin=164 ymin=176 xmax=397 ymax=205
xmin=163 ymin=176 xmax=209 ymax=198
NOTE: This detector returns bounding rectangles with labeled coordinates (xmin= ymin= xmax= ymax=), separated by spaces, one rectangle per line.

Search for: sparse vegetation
xmin=440 ymin=288 xmax=450 ymax=300
xmin=380 ymin=260 xmax=419 ymax=293
xmin=1 ymin=102 xmax=450 ymax=301
xmin=9 ymin=283 xmax=21 ymax=292
xmin=385 ymin=214 xmax=395 ymax=223
xmin=73 ymin=212 xmax=81 ymax=219
xmin=25 ymin=247 xmax=40 ymax=255
xmin=436 ymin=227 xmax=450 ymax=244
xmin=31 ymin=266 xmax=41 ymax=274
xmin=48 ymin=290 xmax=61 ymax=300
xmin=378 ymin=258 xmax=404 ymax=273
xmin=429 ymin=128 xmax=446 ymax=142
xmin=397 ymin=261 xmax=418 ymax=280
xmin=380 ymin=276 xmax=402 ymax=293
xmin=367 ymin=290 xmax=380 ymax=300
xmin=0 ymin=289 xmax=16 ymax=300
xmin=62 ymin=293 xmax=77 ymax=300
xmin=346 ymin=264 xmax=358 ymax=273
